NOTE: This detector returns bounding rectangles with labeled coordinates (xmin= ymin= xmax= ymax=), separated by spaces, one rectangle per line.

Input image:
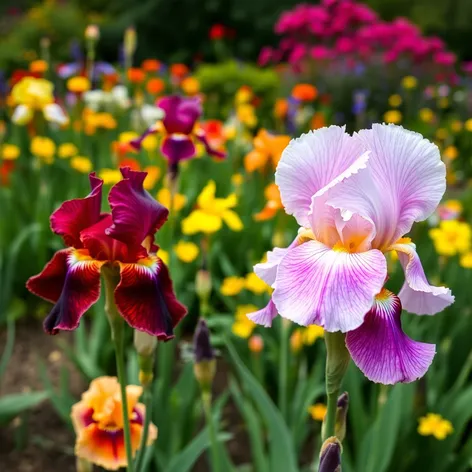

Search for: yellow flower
xmin=182 ymin=180 xmax=243 ymax=234
xmin=465 ymin=119 xmax=472 ymax=132
xmin=67 ymin=76 xmax=91 ymax=93
xmin=58 ymin=143 xmax=78 ymax=159
xmin=450 ymin=120 xmax=463 ymax=133
xmin=302 ymin=325 xmax=324 ymax=345
xmin=232 ymin=305 xmax=257 ymax=338
xmin=11 ymin=77 xmax=67 ymax=125
xmin=221 ymin=276 xmax=246 ymax=296
xmin=156 ymin=188 xmax=187 ymax=212
xmin=245 ymin=272 xmax=270 ymax=295
xmin=30 ymin=136 xmax=55 ymax=164
xmin=402 ymin=75 xmax=418 ymax=89
xmin=438 ymin=97 xmax=449 ymax=109
xmin=435 ymin=128 xmax=448 ymax=141
xmin=290 ymin=329 xmax=303 ymax=353
xmin=181 ymin=76 xmax=200 ymax=96
xmin=232 ymin=173 xmax=244 ymax=187
xmin=2 ymin=144 xmax=20 ymax=160
xmin=237 ymin=104 xmax=257 ymax=128
xmin=158 ymin=249 xmax=169 ymax=265
xmin=418 ymin=413 xmax=453 ymax=440
xmin=119 ymin=131 xmax=139 ymax=143
xmin=419 ymin=108 xmax=434 ymax=124
xmin=309 ymin=403 xmax=327 ymax=422
xmin=383 ymin=110 xmax=402 ymax=124
xmin=99 ymin=168 xmax=122 ymax=185
xmin=235 ymin=86 xmax=253 ymax=105
xmin=71 ymin=156 xmax=93 ymax=173
xmin=143 ymin=166 xmax=161 ymax=190
xmin=460 ymin=252 xmax=472 ymax=268
xmin=174 ymin=241 xmax=199 ymax=263
xmin=388 ymin=94 xmax=402 ymax=108
xmin=429 ymin=220 xmax=471 ymax=256
xmin=142 ymin=134 xmax=159 ymax=152
xmin=443 ymin=145 xmax=458 ymax=160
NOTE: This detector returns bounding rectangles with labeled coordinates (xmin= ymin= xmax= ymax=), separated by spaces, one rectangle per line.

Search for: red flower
xmin=209 ymin=24 xmax=225 ymax=40
xmin=27 ymin=169 xmax=187 ymax=339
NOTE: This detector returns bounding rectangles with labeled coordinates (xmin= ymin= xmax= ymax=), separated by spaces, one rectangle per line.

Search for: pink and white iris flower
xmin=248 ymin=124 xmax=454 ymax=385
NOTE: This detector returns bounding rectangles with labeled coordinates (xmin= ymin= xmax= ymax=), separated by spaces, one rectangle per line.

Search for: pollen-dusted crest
xmin=26 ymin=167 xmax=187 ymax=340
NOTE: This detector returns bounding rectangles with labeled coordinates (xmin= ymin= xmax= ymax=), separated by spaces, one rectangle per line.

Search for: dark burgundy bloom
xmin=193 ymin=319 xmax=214 ymax=363
xmin=27 ymin=168 xmax=186 ymax=340
xmin=130 ymin=95 xmax=226 ymax=165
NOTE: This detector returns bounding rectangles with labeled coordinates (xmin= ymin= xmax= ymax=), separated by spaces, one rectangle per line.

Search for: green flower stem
xmin=278 ymin=318 xmax=289 ymax=420
xmin=323 ymin=331 xmax=350 ymax=441
xmin=134 ymin=384 xmax=152 ymax=472
xmin=104 ymin=271 xmax=134 ymax=472
xmin=202 ymin=392 xmax=221 ymax=472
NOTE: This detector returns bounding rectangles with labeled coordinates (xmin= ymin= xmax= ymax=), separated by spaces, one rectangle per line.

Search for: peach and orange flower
xmin=254 ymin=183 xmax=283 ymax=221
xmin=71 ymin=376 xmax=157 ymax=471
xmin=244 ymin=129 xmax=290 ymax=173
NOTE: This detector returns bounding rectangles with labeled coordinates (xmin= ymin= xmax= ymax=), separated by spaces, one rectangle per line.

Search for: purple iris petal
xmin=161 ymin=134 xmax=197 ymax=163
xmin=158 ymin=95 xmax=202 ymax=135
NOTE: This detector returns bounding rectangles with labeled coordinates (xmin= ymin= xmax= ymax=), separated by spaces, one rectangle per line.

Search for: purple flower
xmin=248 ymin=124 xmax=454 ymax=385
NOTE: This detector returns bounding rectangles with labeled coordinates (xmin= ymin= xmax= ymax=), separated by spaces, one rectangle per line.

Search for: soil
xmin=0 ymin=321 xmax=251 ymax=472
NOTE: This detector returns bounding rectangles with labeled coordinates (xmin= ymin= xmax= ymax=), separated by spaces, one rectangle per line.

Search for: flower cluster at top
xmin=260 ymin=0 xmax=458 ymax=82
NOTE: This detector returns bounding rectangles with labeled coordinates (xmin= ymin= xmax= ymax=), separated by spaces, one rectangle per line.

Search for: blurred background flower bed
xmin=0 ymin=0 xmax=472 ymax=471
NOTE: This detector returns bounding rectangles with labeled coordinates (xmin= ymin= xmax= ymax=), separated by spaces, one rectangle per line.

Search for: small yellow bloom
xmin=174 ymin=241 xmax=199 ymax=263
xmin=142 ymin=134 xmax=159 ymax=152
xmin=245 ymin=272 xmax=270 ymax=295
xmin=182 ymin=180 xmax=243 ymax=235
xmin=450 ymin=120 xmax=463 ymax=133
xmin=143 ymin=166 xmax=161 ymax=190
xmin=383 ymin=110 xmax=402 ymax=124
xmin=464 ymin=118 xmax=472 ymax=132
xmin=418 ymin=413 xmax=453 ymax=440
xmin=158 ymin=249 xmax=169 ymax=265
xmin=435 ymin=128 xmax=448 ymax=141
xmin=302 ymin=325 xmax=324 ymax=345
xmin=443 ymin=145 xmax=458 ymax=160
xmin=419 ymin=108 xmax=435 ymax=124
xmin=235 ymin=86 xmax=253 ymax=105
xmin=67 ymin=76 xmax=91 ymax=94
xmin=429 ymin=220 xmax=471 ymax=256
xmin=237 ymin=104 xmax=257 ymax=128
xmin=220 ymin=276 xmax=246 ymax=296
xmin=388 ymin=94 xmax=402 ymax=108
xmin=99 ymin=168 xmax=122 ymax=185
xmin=460 ymin=252 xmax=472 ymax=268
xmin=402 ymin=75 xmax=418 ymax=89
xmin=232 ymin=305 xmax=257 ymax=338
xmin=31 ymin=136 xmax=55 ymax=164
xmin=71 ymin=156 xmax=93 ymax=173
xmin=156 ymin=188 xmax=187 ymax=212
xmin=181 ymin=76 xmax=200 ymax=96
xmin=2 ymin=144 xmax=20 ymax=160
xmin=58 ymin=143 xmax=78 ymax=159
xmin=290 ymin=329 xmax=303 ymax=353
xmin=232 ymin=173 xmax=244 ymax=187
xmin=309 ymin=403 xmax=327 ymax=422
xmin=119 ymin=131 xmax=139 ymax=143
xmin=438 ymin=97 xmax=449 ymax=109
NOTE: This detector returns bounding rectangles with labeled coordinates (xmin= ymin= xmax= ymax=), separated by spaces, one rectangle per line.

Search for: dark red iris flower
xmin=26 ymin=168 xmax=187 ymax=340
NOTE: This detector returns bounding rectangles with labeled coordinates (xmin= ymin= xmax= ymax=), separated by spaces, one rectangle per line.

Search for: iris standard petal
xmin=272 ymin=240 xmax=387 ymax=332
xmin=50 ymin=173 xmax=103 ymax=248
xmin=275 ymin=125 xmax=367 ymax=227
xmin=247 ymin=298 xmax=278 ymax=327
xmin=346 ymin=289 xmax=436 ymax=384
xmin=391 ymin=240 xmax=454 ymax=315
xmin=26 ymin=249 xmax=104 ymax=334
xmin=114 ymin=257 xmax=187 ymax=340
xmin=158 ymin=95 xmax=202 ymax=135
xmin=161 ymin=134 xmax=196 ymax=163
xmin=107 ymin=167 xmax=169 ymax=249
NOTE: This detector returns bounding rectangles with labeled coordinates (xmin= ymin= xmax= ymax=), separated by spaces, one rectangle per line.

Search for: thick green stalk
xmin=278 ymin=319 xmax=289 ymax=420
xmin=322 ymin=331 xmax=350 ymax=441
xmin=202 ymin=392 xmax=220 ymax=472
xmin=104 ymin=271 xmax=134 ymax=472
xmin=134 ymin=385 xmax=152 ymax=472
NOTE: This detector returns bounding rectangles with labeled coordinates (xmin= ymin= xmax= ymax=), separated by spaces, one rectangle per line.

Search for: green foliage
xmin=0 ymin=391 xmax=48 ymax=426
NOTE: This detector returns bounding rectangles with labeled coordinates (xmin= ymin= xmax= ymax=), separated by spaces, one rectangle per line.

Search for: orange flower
xmin=170 ymin=63 xmax=189 ymax=79
xmin=310 ymin=112 xmax=326 ymax=130
xmin=244 ymin=129 xmax=290 ymax=173
xmin=142 ymin=59 xmax=161 ymax=72
xmin=0 ymin=160 xmax=15 ymax=186
xmin=29 ymin=60 xmax=48 ymax=74
xmin=198 ymin=120 xmax=226 ymax=152
xmin=274 ymin=98 xmax=289 ymax=119
xmin=146 ymin=78 xmax=165 ymax=95
xmin=254 ymin=183 xmax=283 ymax=221
xmin=71 ymin=377 xmax=157 ymax=471
xmin=292 ymin=83 xmax=318 ymax=102
xmin=103 ymin=73 xmax=120 ymax=91
xmin=127 ymin=68 xmax=146 ymax=84
xmin=181 ymin=77 xmax=200 ymax=96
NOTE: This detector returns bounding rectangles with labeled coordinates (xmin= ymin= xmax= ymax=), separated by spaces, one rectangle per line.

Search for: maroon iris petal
xmin=161 ymin=135 xmax=197 ymax=163
xmin=114 ymin=258 xmax=187 ymax=341
xmin=194 ymin=129 xmax=227 ymax=159
xmin=50 ymin=173 xmax=103 ymax=248
xmin=106 ymin=167 xmax=169 ymax=249
xmin=26 ymin=249 xmax=103 ymax=334
xmin=158 ymin=95 xmax=202 ymax=135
